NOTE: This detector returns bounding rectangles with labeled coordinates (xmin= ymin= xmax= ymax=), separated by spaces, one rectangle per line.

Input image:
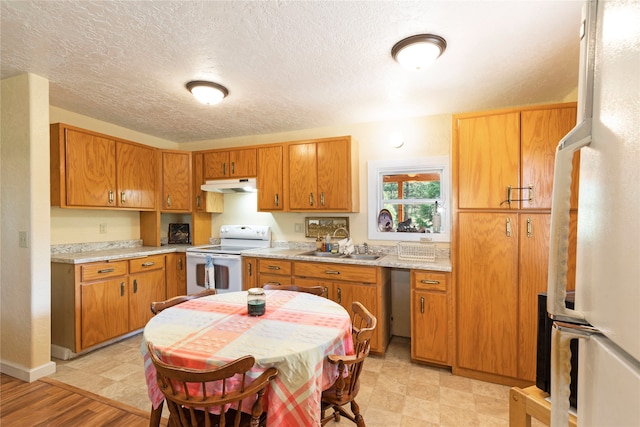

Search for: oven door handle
xmin=187 ymin=252 xmax=241 ymax=260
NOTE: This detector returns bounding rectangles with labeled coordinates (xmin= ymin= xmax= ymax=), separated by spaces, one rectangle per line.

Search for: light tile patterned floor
xmin=48 ymin=334 xmax=525 ymax=426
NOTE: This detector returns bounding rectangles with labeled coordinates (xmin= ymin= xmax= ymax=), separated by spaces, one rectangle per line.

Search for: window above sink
xmin=367 ymin=157 xmax=450 ymax=243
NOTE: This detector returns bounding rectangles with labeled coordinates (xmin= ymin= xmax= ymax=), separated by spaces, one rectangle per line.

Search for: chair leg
xmin=351 ymin=400 xmax=365 ymax=427
xmin=149 ymin=401 xmax=163 ymax=427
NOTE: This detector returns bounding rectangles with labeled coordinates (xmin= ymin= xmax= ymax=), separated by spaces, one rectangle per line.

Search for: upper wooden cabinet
xmin=257 ymin=145 xmax=284 ymax=211
xmin=454 ymin=104 xmax=577 ymax=210
xmin=50 ymin=123 xmax=156 ymax=210
xmin=203 ymin=148 xmax=257 ymax=179
xmin=286 ymin=136 xmax=359 ymax=212
xmin=160 ymin=150 xmax=191 ymax=212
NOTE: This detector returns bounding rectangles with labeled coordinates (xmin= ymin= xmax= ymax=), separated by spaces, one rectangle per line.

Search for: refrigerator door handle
xmin=551 ymin=322 xmax=602 ymax=427
xmin=547 ymin=0 xmax=598 ymax=324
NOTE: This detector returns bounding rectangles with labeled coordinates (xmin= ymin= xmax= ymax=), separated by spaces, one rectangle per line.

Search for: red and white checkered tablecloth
xmin=141 ymin=290 xmax=354 ymax=427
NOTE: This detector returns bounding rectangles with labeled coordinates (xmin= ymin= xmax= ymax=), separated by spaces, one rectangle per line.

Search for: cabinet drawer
xmin=81 ymin=261 xmax=128 ymax=282
xmin=294 ymin=262 xmax=377 ymax=283
xmin=129 ymin=255 xmax=165 ymax=273
xmin=258 ymin=259 xmax=292 ymax=275
xmin=413 ymin=271 xmax=448 ymax=292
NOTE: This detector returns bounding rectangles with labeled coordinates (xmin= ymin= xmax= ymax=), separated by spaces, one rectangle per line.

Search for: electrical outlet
xmin=99 ymin=223 xmax=107 ymax=234
xmin=294 ymin=223 xmax=304 ymax=233
xmin=19 ymin=231 xmax=29 ymax=248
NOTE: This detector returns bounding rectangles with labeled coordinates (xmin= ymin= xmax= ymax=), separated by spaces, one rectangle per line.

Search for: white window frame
xmin=367 ymin=156 xmax=451 ymax=243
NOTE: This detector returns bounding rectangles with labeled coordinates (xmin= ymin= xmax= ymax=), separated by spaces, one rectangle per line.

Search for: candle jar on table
xmin=247 ymin=288 xmax=266 ymax=316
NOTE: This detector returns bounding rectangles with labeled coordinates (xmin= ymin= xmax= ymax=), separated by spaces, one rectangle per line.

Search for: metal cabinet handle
xmin=120 ymin=281 xmax=125 ymax=296
xmin=166 ymin=195 xmax=171 ymax=207
xmin=506 ymin=217 xmax=512 ymax=237
xmin=267 ymin=281 xmax=281 ymax=286
xmin=528 ymin=185 xmax=535 ymax=203
xmin=527 ymin=218 xmax=533 ymax=238
xmin=320 ymin=192 xmax=325 ymax=206
xmin=420 ymin=279 xmax=440 ymax=285
xmin=133 ymin=279 xmax=138 ymax=293
xmin=120 ymin=191 xmax=126 ymax=204
xmin=223 ymin=163 xmax=227 ymax=175
xmin=323 ymin=286 xmax=329 ymax=298
xmin=337 ymin=287 xmax=341 ymax=303
xmin=108 ymin=190 xmax=114 ymax=204
xmin=309 ymin=193 xmax=314 ymax=206
xmin=420 ymin=296 xmax=425 ymax=314
xmin=98 ymin=268 xmax=115 ymax=274
xmin=275 ymin=194 xmax=279 ymax=207
xmin=196 ymin=195 xmax=201 ymax=208
xmin=248 ymin=262 xmax=253 ymax=276
xmin=267 ymin=265 xmax=281 ymax=270
xmin=178 ymin=257 xmax=183 ymax=270
xmin=324 ymin=270 xmax=340 ymax=275
xmin=141 ymin=261 xmax=155 ymax=267
xmin=231 ymin=162 xmax=235 ymax=174
xmin=506 ymin=186 xmax=512 ymax=207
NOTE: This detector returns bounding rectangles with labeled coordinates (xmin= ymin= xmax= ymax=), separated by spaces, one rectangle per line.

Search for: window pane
xmin=384 ymin=202 xmax=439 ymax=232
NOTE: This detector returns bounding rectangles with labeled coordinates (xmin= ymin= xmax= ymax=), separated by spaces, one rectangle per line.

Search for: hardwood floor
xmin=0 ymin=373 xmax=167 ymax=427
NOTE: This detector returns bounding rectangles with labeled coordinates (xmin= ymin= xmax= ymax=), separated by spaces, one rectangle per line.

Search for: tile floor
xmin=47 ymin=335 xmax=536 ymax=426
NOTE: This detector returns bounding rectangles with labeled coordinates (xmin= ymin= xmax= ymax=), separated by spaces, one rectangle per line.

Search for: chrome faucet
xmin=363 ymin=242 xmax=368 ymax=254
xmin=332 ymin=227 xmax=350 ymax=239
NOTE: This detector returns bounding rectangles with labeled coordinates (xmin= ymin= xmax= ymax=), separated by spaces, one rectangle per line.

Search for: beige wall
xmin=50 ymin=107 xmax=452 ymax=246
xmin=1 ymin=73 xmax=56 ymax=380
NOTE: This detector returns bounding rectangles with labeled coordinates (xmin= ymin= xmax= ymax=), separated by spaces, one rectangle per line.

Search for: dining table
xmin=141 ymin=289 xmax=355 ymax=427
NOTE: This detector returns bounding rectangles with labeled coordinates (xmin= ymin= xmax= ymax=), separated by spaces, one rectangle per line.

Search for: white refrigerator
xmin=546 ymin=0 xmax=640 ymax=426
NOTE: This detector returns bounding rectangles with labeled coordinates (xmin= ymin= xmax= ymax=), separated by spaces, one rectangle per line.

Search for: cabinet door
xmin=293 ymin=277 xmax=332 ymax=299
xmin=456 ymin=112 xmax=520 ymax=209
xmin=162 ymin=151 xmax=191 ymax=211
xmin=166 ymin=253 xmax=186 ymax=299
xmin=257 ymin=146 xmax=284 ymax=211
xmin=335 ymin=282 xmax=378 ymax=351
xmin=204 ymin=152 xmax=230 ymax=179
xmin=520 ymin=106 xmax=577 ymax=209
xmin=81 ymin=278 xmax=129 ymax=349
xmin=412 ymin=289 xmax=448 ymax=364
xmin=129 ymin=269 xmax=166 ymax=330
xmin=116 ymin=141 xmax=156 ymax=209
xmin=456 ymin=212 xmax=519 ymax=377
xmin=317 ymin=139 xmax=349 ymax=210
xmin=243 ymin=257 xmax=258 ymax=290
xmin=65 ymin=128 xmax=116 ymax=207
xmin=288 ymin=142 xmax=317 ymax=210
xmin=229 ymin=148 xmax=257 ymax=177
xmin=193 ymin=153 xmax=205 ymax=212
xmin=517 ymin=213 xmax=551 ymax=380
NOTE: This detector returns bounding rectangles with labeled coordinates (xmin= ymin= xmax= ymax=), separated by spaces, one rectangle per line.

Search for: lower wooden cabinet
xmin=165 ymin=253 xmax=186 ymax=298
xmin=52 ymin=254 xmax=166 ymax=355
xmin=292 ymin=261 xmax=390 ymax=354
xmin=411 ymin=270 xmax=450 ymax=365
xmin=257 ymin=259 xmax=292 ymax=287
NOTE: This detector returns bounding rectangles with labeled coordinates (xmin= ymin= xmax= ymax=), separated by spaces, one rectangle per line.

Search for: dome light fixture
xmin=186 ymin=81 xmax=229 ymax=105
xmin=391 ymin=34 xmax=447 ymax=70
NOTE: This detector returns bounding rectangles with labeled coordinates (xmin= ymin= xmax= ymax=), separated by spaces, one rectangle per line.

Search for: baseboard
xmin=0 ymin=359 xmax=56 ymax=382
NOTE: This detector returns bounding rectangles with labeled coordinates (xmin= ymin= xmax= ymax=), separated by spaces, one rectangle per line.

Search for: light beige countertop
xmin=242 ymin=247 xmax=452 ymax=272
xmin=51 ymin=244 xmax=451 ymax=272
xmin=50 ymin=245 xmax=190 ymax=264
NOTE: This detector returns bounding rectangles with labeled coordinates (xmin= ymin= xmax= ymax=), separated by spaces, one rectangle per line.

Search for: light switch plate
xmin=19 ymin=231 xmax=29 ymax=248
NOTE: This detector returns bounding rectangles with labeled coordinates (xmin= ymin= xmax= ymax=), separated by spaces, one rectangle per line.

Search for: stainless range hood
xmin=201 ymin=178 xmax=257 ymax=193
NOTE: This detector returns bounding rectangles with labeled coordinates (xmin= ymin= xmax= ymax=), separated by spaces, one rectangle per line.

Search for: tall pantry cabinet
xmin=452 ymin=103 xmax=578 ymax=385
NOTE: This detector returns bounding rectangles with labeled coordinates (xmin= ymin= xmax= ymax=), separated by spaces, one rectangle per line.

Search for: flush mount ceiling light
xmin=391 ymin=34 xmax=447 ymax=70
xmin=186 ymin=81 xmax=229 ymax=105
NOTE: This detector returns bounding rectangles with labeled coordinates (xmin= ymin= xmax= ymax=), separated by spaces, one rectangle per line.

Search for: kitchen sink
xmin=298 ymin=250 xmax=342 ymax=258
xmin=298 ymin=251 xmax=385 ymax=261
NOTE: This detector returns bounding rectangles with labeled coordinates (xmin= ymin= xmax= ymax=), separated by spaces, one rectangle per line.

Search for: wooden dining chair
xmin=262 ymin=283 xmax=325 ymax=297
xmin=147 ymin=341 xmax=278 ymax=427
xmin=150 ymin=288 xmax=217 ymax=315
xmin=320 ymin=301 xmax=377 ymax=427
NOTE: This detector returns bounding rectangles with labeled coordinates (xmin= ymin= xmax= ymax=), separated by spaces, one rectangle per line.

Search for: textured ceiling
xmin=1 ymin=1 xmax=583 ymax=143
